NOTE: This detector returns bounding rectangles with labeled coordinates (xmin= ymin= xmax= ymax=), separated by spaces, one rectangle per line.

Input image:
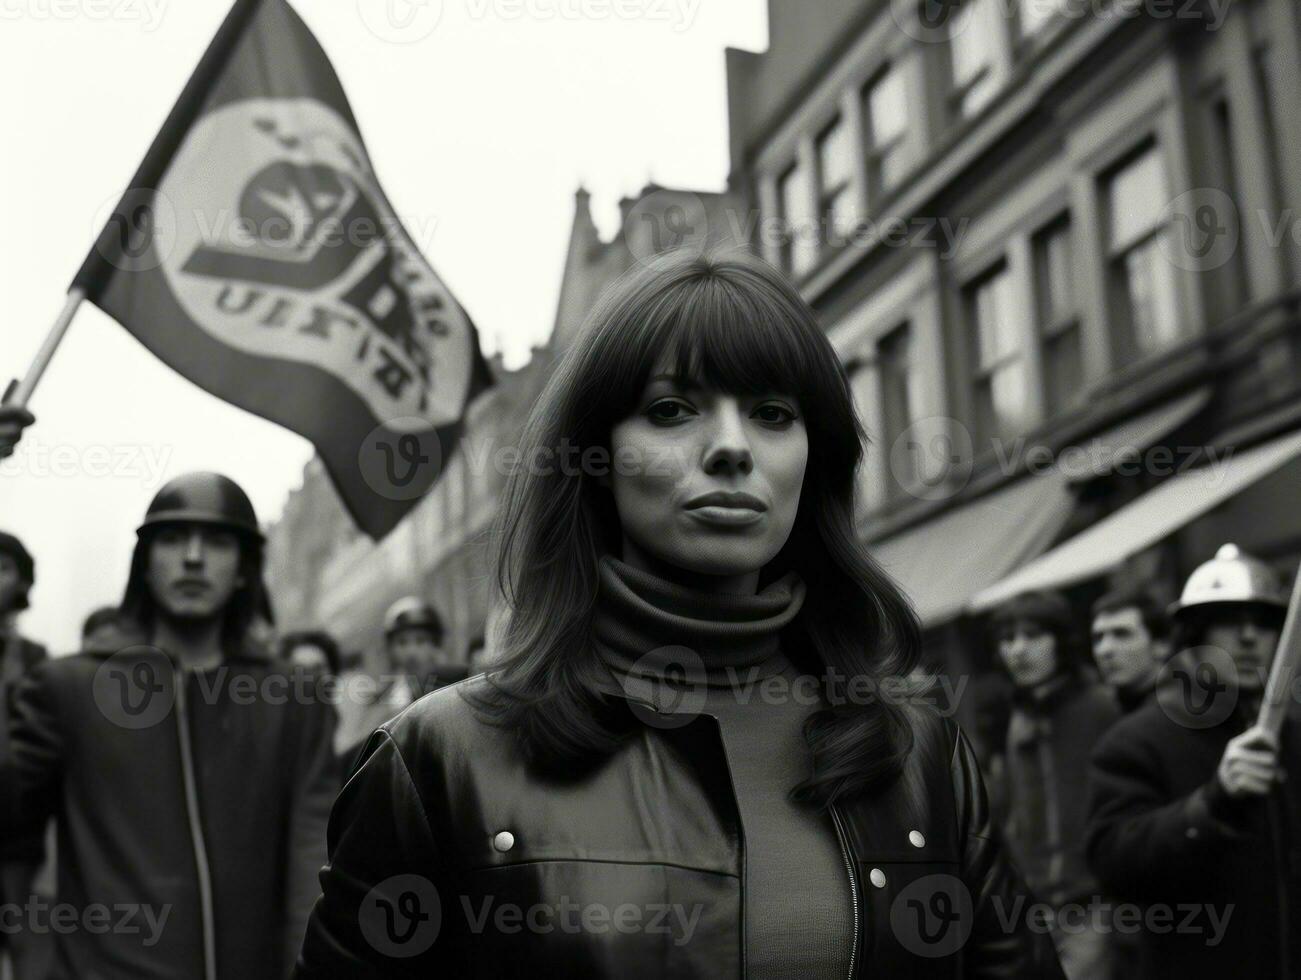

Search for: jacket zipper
xmin=174 ymin=664 xmax=218 ymax=980
xmin=829 ymin=804 xmax=859 ymax=979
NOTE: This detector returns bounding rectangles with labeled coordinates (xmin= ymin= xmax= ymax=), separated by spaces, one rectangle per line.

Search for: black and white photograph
xmin=1 ymin=0 xmax=1299 ymax=976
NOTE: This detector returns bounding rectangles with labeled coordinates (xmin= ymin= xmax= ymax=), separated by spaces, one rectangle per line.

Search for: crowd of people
xmin=0 ymin=249 xmax=1297 ymax=979
xmin=978 ymin=550 xmax=1299 ymax=979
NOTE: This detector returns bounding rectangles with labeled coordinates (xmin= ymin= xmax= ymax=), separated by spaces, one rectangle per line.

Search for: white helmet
xmin=1169 ymin=544 xmax=1288 ymax=617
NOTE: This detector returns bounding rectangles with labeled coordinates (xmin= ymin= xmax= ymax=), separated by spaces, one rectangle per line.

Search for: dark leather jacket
xmin=297 ymin=673 xmax=1064 ymax=978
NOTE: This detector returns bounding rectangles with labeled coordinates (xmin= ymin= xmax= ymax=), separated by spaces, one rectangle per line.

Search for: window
xmin=1018 ymin=0 xmax=1069 ymax=37
xmin=879 ymin=323 xmax=924 ymax=492
xmin=779 ymin=161 xmax=818 ymax=277
xmin=1104 ymin=146 xmax=1181 ymax=357
xmin=967 ymin=262 xmax=1029 ymax=443
xmin=817 ymin=115 xmax=859 ymax=244
xmin=949 ymin=0 xmax=1008 ymax=118
xmin=1033 ymin=217 xmax=1082 ymax=414
xmin=863 ymin=66 xmax=910 ymax=201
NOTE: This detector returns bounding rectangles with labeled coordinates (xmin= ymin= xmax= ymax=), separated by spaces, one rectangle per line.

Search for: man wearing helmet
xmin=0 ymin=473 xmax=338 ymax=980
xmin=1086 ymin=544 xmax=1300 ymax=980
xmin=335 ymin=596 xmax=465 ymax=770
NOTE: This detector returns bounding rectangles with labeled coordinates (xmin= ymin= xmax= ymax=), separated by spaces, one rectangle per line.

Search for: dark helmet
xmin=137 ymin=472 xmax=263 ymax=541
xmin=0 ymin=530 xmax=35 ymax=611
xmin=384 ymin=596 xmax=444 ymax=644
xmin=122 ymin=472 xmax=273 ymax=652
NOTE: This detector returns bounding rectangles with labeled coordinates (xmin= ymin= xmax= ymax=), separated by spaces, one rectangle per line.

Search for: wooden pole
xmin=1258 ymin=559 xmax=1301 ymax=740
xmin=4 ymin=288 xmax=85 ymax=408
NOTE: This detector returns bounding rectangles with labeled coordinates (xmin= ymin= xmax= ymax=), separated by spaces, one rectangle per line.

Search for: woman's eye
xmin=647 ymin=399 xmax=693 ymax=423
xmin=754 ymin=403 xmax=798 ymax=425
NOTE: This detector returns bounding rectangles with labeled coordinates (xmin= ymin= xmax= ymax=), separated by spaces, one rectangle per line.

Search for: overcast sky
xmin=0 ymin=0 xmax=767 ymax=652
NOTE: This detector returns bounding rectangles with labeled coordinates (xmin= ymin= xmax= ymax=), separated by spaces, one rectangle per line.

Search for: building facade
xmin=724 ymin=0 xmax=1301 ymax=681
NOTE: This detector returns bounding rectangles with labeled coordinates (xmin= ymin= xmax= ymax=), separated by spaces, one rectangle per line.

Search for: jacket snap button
xmin=909 ymin=831 xmax=926 ymax=848
xmin=869 ymin=868 xmax=887 ymax=888
xmin=493 ymin=831 xmax=515 ymax=852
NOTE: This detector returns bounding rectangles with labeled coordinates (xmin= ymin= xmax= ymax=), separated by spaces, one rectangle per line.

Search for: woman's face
xmin=607 ymin=365 xmax=807 ymax=591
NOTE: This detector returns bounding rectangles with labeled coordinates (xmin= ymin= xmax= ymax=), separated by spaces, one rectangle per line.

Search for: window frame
xmin=964 ymin=259 xmax=1028 ymax=444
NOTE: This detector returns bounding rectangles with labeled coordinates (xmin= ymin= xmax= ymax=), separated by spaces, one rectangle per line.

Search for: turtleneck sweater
xmin=592 ymin=555 xmax=854 ymax=980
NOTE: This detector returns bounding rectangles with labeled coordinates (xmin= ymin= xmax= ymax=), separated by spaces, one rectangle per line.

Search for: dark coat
xmin=1 ymin=648 xmax=339 ymax=980
xmin=1085 ymin=693 xmax=1301 ymax=980
xmin=1001 ymin=673 xmax=1120 ymax=908
xmin=295 ymin=673 xmax=1064 ymax=978
xmin=0 ymin=633 xmax=48 ymax=862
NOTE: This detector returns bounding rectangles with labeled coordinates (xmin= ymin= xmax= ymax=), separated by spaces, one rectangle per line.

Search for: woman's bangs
xmin=653 ymin=275 xmax=824 ymax=401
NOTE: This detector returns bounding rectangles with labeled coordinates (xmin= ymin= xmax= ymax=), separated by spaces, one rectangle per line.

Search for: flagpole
xmin=3 ymin=288 xmax=85 ymax=408
xmin=4 ymin=0 xmax=262 ymax=411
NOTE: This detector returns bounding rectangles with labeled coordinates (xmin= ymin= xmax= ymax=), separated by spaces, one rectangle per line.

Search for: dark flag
xmin=73 ymin=0 xmax=493 ymax=539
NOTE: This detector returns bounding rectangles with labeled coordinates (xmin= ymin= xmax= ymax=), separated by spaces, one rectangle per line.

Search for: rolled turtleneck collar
xmin=592 ymin=554 xmax=807 ymax=690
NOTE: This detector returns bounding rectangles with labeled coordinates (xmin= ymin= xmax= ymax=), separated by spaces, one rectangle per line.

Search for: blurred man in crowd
xmin=1087 ymin=544 xmax=1300 ymax=980
xmin=0 ymin=531 xmax=49 ymax=980
xmin=1 ymin=473 xmax=337 ymax=980
xmin=993 ymin=590 xmax=1120 ymax=979
xmin=79 ymin=605 xmax=145 ymax=655
xmin=279 ymin=629 xmax=342 ymax=679
xmin=334 ymin=597 xmax=465 ymax=771
xmin=1090 ymin=585 xmax=1169 ymax=713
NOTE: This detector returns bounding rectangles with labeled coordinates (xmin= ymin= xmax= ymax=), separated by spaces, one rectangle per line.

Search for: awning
xmin=969 ymin=426 xmax=1301 ymax=612
xmin=1061 ymin=387 xmax=1210 ymax=483
xmin=869 ymin=470 xmax=1075 ymax=626
xmin=864 ymin=389 xmax=1212 ymax=627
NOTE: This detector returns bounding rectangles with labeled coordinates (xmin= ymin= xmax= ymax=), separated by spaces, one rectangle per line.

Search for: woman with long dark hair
xmin=296 ymin=249 xmax=1062 ymax=978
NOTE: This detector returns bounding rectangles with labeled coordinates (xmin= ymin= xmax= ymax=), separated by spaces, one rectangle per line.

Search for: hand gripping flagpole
xmin=3 ymin=288 xmax=86 ymax=408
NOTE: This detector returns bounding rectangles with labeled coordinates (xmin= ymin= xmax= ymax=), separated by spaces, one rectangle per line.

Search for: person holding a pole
xmin=1085 ymin=544 xmax=1301 ymax=980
